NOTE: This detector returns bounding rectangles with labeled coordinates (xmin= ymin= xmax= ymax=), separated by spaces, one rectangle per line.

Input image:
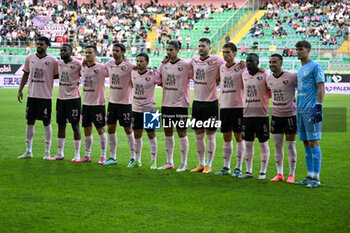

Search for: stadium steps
xmin=231 ymin=10 xmax=267 ymax=45
xmin=337 ymin=36 xmax=350 ymax=54
xmin=147 ymin=27 xmax=158 ymax=49
xmin=217 ymin=10 xmax=266 ymax=57
xmin=156 ymin=14 xmax=164 ymax=26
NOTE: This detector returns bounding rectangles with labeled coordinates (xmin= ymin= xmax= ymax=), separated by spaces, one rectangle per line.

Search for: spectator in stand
xmin=241 ymin=44 xmax=246 ymax=56
xmin=186 ymin=35 xmax=191 ymax=50
xmin=283 ymin=47 xmax=289 ymax=57
xmin=288 ymin=48 xmax=294 ymax=57
xmin=204 ymin=26 xmax=210 ymax=34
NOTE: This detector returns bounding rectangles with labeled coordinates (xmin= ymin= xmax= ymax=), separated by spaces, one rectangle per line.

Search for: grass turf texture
xmin=0 ymin=87 xmax=349 ymax=233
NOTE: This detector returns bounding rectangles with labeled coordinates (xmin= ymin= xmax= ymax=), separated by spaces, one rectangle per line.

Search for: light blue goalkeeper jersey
xmin=297 ymin=60 xmax=325 ymax=113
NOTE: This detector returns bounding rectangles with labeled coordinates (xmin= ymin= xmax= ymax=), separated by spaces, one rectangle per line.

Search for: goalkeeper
xmin=294 ymin=41 xmax=325 ymax=188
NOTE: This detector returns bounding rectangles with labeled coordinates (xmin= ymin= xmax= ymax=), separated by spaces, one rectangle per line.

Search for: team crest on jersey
xmin=121 ymin=66 xmax=126 ymax=71
xmin=164 ymin=66 xmax=168 ymax=70
xmin=145 ymin=77 xmax=151 ymax=81
xmin=31 ymin=61 xmax=35 ymax=64
xmin=94 ymin=69 xmax=99 ymax=73
xmin=282 ymin=80 xmax=289 ymax=85
xmin=304 ymin=71 xmax=309 ymax=76
xmin=71 ymin=65 xmax=76 ymax=69
xmin=178 ymin=67 xmax=183 ymax=71
xmin=45 ymin=61 xmax=51 ymax=65
xmin=234 ymin=68 xmax=240 ymax=72
xmin=257 ymin=76 xmax=263 ymax=81
xmin=207 ymin=61 xmax=213 ymax=65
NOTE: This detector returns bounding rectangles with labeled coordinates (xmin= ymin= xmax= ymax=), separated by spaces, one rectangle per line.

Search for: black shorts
xmin=242 ymin=117 xmax=270 ymax=142
xmin=220 ymin=108 xmax=243 ymax=133
xmin=26 ymin=97 xmax=52 ymax=123
xmin=107 ymin=102 xmax=132 ymax=127
xmin=56 ymin=98 xmax=81 ymax=124
xmin=192 ymin=100 xmax=219 ymax=131
xmin=271 ymin=115 xmax=297 ymax=134
xmin=132 ymin=111 xmax=154 ymax=132
xmin=82 ymin=105 xmax=106 ymax=128
xmin=162 ymin=106 xmax=188 ymax=130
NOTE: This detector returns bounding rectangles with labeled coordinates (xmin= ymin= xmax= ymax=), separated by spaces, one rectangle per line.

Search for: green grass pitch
xmin=0 ymin=87 xmax=349 ymax=233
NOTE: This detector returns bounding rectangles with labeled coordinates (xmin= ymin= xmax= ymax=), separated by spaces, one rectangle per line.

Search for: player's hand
xmin=147 ymin=67 xmax=156 ymax=73
xmin=18 ymin=91 xmax=23 ymax=103
xmin=311 ymin=104 xmax=323 ymax=123
xmin=161 ymin=56 xmax=169 ymax=64
xmin=239 ymin=60 xmax=246 ymax=69
xmin=258 ymin=67 xmax=266 ymax=73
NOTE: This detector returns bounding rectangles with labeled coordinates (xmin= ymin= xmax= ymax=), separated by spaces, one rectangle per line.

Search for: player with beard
xmin=267 ymin=54 xmax=297 ymax=183
xmin=50 ymin=44 xmax=82 ymax=162
xmin=17 ymin=36 xmax=59 ymax=160
xmin=104 ymin=43 xmax=135 ymax=166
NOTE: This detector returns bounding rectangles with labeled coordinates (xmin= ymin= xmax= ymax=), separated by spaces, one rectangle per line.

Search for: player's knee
xmin=96 ymin=127 xmax=105 ymax=135
xmin=147 ymin=130 xmax=156 ymax=139
xmin=164 ymin=127 xmax=173 ymax=136
xmin=107 ymin=125 xmax=116 ymax=134
xmin=124 ymin=126 xmax=132 ymax=134
xmin=308 ymin=140 xmax=319 ymax=148
xmin=177 ymin=129 xmax=187 ymax=138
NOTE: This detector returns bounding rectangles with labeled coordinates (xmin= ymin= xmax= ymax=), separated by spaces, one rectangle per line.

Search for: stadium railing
xmin=211 ymin=0 xmax=262 ymax=54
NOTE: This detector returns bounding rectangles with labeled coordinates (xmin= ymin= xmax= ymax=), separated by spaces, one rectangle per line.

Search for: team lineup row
xmin=17 ymin=37 xmax=325 ymax=188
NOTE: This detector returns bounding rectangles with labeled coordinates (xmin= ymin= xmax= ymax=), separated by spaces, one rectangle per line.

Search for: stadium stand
xmin=0 ymin=0 xmax=349 ymax=73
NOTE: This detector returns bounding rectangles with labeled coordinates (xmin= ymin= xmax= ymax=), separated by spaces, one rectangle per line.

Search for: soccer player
xmin=79 ymin=45 xmax=109 ymax=164
xmin=131 ymin=53 xmax=161 ymax=169
xmin=294 ymin=41 xmax=325 ymax=188
xmin=17 ymin=36 xmax=58 ymax=160
xmin=157 ymin=40 xmax=192 ymax=172
xmin=190 ymin=38 xmax=225 ymax=174
xmin=50 ymin=44 xmax=82 ymax=162
xmin=104 ymin=43 xmax=135 ymax=166
xmin=215 ymin=43 xmax=245 ymax=176
xmin=267 ymin=54 xmax=297 ymax=183
xmin=240 ymin=53 xmax=271 ymax=180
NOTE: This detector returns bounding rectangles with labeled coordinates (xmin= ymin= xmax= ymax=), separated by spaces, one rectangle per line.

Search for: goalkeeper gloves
xmin=311 ymin=104 xmax=323 ymax=123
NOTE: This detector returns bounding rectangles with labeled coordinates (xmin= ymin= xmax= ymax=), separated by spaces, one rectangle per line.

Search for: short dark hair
xmin=62 ymin=43 xmax=73 ymax=52
xmin=136 ymin=52 xmax=149 ymax=62
xmin=168 ymin=40 xmax=181 ymax=50
xmin=199 ymin=38 xmax=211 ymax=45
xmin=113 ymin=43 xmax=126 ymax=52
xmin=270 ymin=53 xmax=283 ymax=62
xmin=295 ymin=40 xmax=311 ymax=49
xmin=247 ymin=53 xmax=259 ymax=60
xmin=223 ymin=42 xmax=237 ymax=52
xmin=85 ymin=45 xmax=98 ymax=53
xmin=37 ymin=36 xmax=50 ymax=46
